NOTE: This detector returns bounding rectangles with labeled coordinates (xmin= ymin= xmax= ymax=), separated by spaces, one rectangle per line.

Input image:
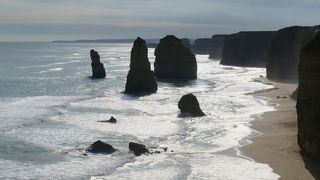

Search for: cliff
xmin=266 ymin=26 xmax=320 ymax=82
xmin=221 ymin=31 xmax=275 ymax=67
xmin=209 ymin=35 xmax=226 ymax=60
xmin=297 ymin=30 xmax=320 ymax=161
xmin=192 ymin=38 xmax=212 ymax=54
xmin=154 ymin=35 xmax=197 ymax=79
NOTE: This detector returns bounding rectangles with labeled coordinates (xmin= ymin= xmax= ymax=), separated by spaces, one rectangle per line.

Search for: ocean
xmin=0 ymin=42 xmax=279 ymax=179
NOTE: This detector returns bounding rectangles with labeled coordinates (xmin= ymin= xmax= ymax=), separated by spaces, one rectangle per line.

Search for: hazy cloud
xmin=0 ymin=0 xmax=319 ymax=41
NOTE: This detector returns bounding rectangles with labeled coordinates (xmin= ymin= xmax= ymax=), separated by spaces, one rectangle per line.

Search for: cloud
xmin=0 ymin=0 xmax=319 ymax=41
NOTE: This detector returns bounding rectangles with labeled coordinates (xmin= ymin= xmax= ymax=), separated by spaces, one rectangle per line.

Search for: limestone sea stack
xmin=154 ymin=35 xmax=197 ymax=79
xmin=297 ymin=31 xmax=320 ymax=161
xmin=90 ymin=49 xmax=106 ymax=79
xmin=221 ymin=31 xmax=275 ymax=67
xmin=209 ymin=35 xmax=226 ymax=60
xmin=124 ymin=37 xmax=158 ymax=94
xmin=178 ymin=93 xmax=206 ymax=117
xmin=266 ymin=26 xmax=320 ymax=82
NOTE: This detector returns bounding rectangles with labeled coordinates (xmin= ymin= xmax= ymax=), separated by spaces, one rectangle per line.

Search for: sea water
xmin=0 ymin=42 xmax=279 ymax=179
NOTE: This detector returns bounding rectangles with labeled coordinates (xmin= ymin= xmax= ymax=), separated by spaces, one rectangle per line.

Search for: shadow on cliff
xmin=300 ymin=151 xmax=320 ymax=179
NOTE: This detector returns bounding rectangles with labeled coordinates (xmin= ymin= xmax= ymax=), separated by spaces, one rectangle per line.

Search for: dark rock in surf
xmin=86 ymin=140 xmax=116 ymax=154
xmin=124 ymin=37 xmax=158 ymax=94
xmin=90 ymin=49 xmax=106 ymax=79
xmin=297 ymin=31 xmax=320 ymax=161
xmin=178 ymin=93 xmax=206 ymax=117
xmin=154 ymin=35 xmax=197 ymax=79
xmin=129 ymin=142 xmax=150 ymax=156
xmin=97 ymin=116 xmax=117 ymax=123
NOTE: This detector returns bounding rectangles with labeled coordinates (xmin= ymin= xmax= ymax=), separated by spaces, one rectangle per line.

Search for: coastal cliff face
xmin=297 ymin=31 xmax=320 ymax=160
xmin=266 ymin=26 xmax=319 ymax=82
xmin=192 ymin=38 xmax=212 ymax=54
xmin=124 ymin=37 xmax=157 ymax=94
xmin=154 ymin=35 xmax=197 ymax=79
xmin=192 ymin=35 xmax=226 ymax=58
xmin=209 ymin=35 xmax=226 ymax=60
xmin=221 ymin=31 xmax=275 ymax=67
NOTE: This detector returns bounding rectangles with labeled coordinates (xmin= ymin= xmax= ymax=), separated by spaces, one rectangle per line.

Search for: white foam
xmin=39 ymin=67 xmax=64 ymax=73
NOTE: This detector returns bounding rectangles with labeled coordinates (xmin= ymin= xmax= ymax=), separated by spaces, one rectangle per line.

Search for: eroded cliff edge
xmin=266 ymin=26 xmax=320 ymax=82
xmin=297 ymin=30 xmax=320 ymax=160
xmin=221 ymin=31 xmax=275 ymax=67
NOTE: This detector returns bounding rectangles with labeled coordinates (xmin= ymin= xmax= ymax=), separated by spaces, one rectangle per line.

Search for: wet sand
xmin=240 ymin=78 xmax=319 ymax=180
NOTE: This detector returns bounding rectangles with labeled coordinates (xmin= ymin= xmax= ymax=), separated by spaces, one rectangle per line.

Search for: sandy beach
xmin=241 ymin=78 xmax=320 ymax=180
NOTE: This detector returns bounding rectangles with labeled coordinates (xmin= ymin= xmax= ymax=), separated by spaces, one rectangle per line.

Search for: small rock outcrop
xmin=178 ymin=93 xmax=206 ymax=117
xmin=97 ymin=116 xmax=117 ymax=123
xmin=90 ymin=49 xmax=106 ymax=79
xmin=221 ymin=31 xmax=275 ymax=67
xmin=297 ymin=31 xmax=320 ymax=161
xmin=209 ymin=35 xmax=226 ymax=60
xmin=124 ymin=37 xmax=157 ymax=94
xmin=267 ymin=26 xmax=320 ymax=82
xmin=86 ymin=140 xmax=116 ymax=154
xmin=154 ymin=35 xmax=197 ymax=79
xmin=129 ymin=142 xmax=150 ymax=156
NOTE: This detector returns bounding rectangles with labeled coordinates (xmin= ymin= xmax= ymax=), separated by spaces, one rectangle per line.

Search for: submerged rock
xmin=90 ymin=49 xmax=106 ymax=79
xmin=154 ymin=35 xmax=197 ymax=79
xmin=267 ymin=26 xmax=320 ymax=82
xmin=129 ymin=142 xmax=150 ymax=156
xmin=297 ymin=31 xmax=320 ymax=161
xmin=124 ymin=37 xmax=157 ymax=94
xmin=86 ymin=140 xmax=116 ymax=154
xmin=97 ymin=116 xmax=117 ymax=123
xmin=221 ymin=31 xmax=275 ymax=67
xmin=178 ymin=93 xmax=206 ymax=117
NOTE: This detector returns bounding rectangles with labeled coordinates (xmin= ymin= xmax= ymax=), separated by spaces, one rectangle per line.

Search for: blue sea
xmin=0 ymin=42 xmax=279 ymax=179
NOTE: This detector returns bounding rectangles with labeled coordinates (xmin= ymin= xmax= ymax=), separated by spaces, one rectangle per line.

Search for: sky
xmin=0 ymin=0 xmax=319 ymax=42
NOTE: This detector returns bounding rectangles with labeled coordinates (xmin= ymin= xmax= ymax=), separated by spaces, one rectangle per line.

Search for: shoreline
xmin=240 ymin=77 xmax=317 ymax=180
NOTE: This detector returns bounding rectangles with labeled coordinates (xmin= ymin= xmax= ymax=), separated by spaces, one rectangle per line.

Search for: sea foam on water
xmin=0 ymin=43 xmax=278 ymax=179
